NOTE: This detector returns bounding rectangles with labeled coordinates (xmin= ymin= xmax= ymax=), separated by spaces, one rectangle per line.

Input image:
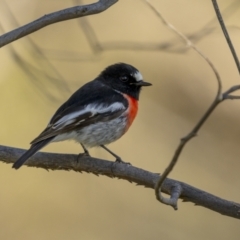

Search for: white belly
xmin=53 ymin=115 xmax=128 ymax=147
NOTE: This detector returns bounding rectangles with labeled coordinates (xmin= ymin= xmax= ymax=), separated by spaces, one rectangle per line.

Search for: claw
xmin=115 ymin=158 xmax=131 ymax=165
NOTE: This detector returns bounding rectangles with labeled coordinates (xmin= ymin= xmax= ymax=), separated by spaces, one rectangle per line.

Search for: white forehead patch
xmin=132 ymin=71 xmax=143 ymax=82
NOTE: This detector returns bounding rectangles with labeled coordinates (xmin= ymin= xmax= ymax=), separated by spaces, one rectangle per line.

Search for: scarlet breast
xmin=123 ymin=94 xmax=138 ymax=132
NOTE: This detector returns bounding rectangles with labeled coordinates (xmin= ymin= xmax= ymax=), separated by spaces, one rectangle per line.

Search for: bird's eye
xmin=120 ymin=76 xmax=128 ymax=82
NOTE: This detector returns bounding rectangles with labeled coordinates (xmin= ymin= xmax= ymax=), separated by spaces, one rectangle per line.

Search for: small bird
xmin=13 ymin=63 xmax=152 ymax=169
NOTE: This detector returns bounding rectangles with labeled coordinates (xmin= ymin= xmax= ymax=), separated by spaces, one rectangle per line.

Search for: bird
xmin=12 ymin=63 xmax=152 ymax=169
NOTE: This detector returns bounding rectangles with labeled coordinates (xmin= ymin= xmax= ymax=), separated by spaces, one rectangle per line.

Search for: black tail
xmin=12 ymin=138 xmax=54 ymax=169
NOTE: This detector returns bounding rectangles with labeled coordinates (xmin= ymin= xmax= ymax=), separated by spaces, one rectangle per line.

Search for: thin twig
xmin=212 ymin=0 xmax=240 ymax=75
xmin=144 ymin=0 xmax=224 ymax=208
xmin=155 ymin=84 xmax=240 ymax=208
xmin=155 ymin=101 xmax=222 ymax=209
xmin=222 ymin=85 xmax=240 ymax=100
xmin=222 ymin=85 xmax=240 ymax=96
xmin=144 ymin=0 xmax=222 ymax=94
xmin=225 ymin=95 xmax=240 ymax=100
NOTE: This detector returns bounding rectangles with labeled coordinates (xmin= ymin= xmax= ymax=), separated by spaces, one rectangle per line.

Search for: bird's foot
xmin=76 ymin=151 xmax=91 ymax=166
xmin=115 ymin=157 xmax=131 ymax=165
xmin=82 ymin=149 xmax=90 ymax=156
xmin=79 ymin=149 xmax=91 ymax=159
xmin=110 ymin=158 xmax=131 ymax=176
xmin=80 ymin=143 xmax=90 ymax=156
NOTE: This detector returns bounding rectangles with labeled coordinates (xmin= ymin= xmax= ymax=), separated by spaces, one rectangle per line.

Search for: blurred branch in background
xmin=0 ymin=1 xmax=71 ymax=102
xmin=41 ymin=0 xmax=240 ymax=57
xmin=8 ymin=0 xmax=236 ymax=63
xmin=0 ymin=0 xmax=118 ymax=48
xmin=1 ymin=144 xmax=240 ymax=220
xmin=1 ymin=0 xmax=239 ymax=101
xmin=0 ymin=0 xmax=117 ymax=102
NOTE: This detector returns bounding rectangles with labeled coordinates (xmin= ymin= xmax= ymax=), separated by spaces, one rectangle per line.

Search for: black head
xmin=98 ymin=63 xmax=152 ymax=100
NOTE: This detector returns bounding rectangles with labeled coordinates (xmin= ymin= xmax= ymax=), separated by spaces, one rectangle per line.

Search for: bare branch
xmin=222 ymin=85 xmax=240 ymax=96
xmin=1 ymin=144 xmax=240 ymax=219
xmin=155 ymin=84 xmax=240 ymax=209
xmin=224 ymin=95 xmax=240 ymax=100
xmin=212 ymin=0 xmax=240 ymax=75
xmin=144 ymin=0 xmax=222 ymax=94
xmin=0 ymin=0 xmax=118 ymax=48
xmin=222 ymin=85 xmax=240 ymax=100
xmin=158 ymin=183 xmax=182 ymax=210
xmin=144 ymin=0 xmax=225 ymax=209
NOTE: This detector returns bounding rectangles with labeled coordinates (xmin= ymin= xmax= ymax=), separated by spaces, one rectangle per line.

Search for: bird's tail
xmin=12 ymin=138 xmax=54 ymax=169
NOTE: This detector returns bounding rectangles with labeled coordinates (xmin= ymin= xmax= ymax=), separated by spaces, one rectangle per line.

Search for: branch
xmin=212 ymin=0 xmax=240 ymax=74
xmin=0 ymin=0 xmax=118 ymax=48
xmin=1 ymin=144 xmax=240 ymax=219
xmin=144 ymin=0 xmax=224 ymax=209
xmin=144 ymin=0 xmax=240 ymax=211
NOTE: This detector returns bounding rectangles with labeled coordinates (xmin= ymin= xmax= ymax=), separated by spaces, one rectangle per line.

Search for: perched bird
xmin=13 ymin=63 xmax=152 ymax=169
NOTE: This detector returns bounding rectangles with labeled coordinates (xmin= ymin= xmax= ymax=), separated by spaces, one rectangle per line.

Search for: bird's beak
xmin=133 ymin=80 xmax=152 ymax=87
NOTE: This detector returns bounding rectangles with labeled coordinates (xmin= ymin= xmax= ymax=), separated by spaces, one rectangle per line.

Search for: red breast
xmin=123 ymin=94 xmax=138 ymax=132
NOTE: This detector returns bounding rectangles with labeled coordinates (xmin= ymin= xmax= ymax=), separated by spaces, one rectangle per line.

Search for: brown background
xmin=1 ymin=0 xmax=240 ymax=239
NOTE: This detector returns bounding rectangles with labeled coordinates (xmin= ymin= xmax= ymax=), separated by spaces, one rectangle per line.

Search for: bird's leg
xmin=100 ymin=145 xmax=130 ymax=164
xmin=77 ymin=143 xmax=90 ymax=166
xmin=80 ymin=143 xmax=90 ymax=156
xmin=100 ymin=145 xmax=121 ymax=161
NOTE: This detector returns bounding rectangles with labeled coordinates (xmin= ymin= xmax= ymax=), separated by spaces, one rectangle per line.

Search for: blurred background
xmin=1 ymin=0 xmax=240 ymax=239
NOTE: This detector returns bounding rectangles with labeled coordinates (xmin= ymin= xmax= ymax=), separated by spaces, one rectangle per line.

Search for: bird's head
xmin=99 ymin=63 xmax=152 ymax=100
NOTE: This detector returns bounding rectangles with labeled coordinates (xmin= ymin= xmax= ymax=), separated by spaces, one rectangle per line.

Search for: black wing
xmin=31 ymin=79 xmax=128 ymax=144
